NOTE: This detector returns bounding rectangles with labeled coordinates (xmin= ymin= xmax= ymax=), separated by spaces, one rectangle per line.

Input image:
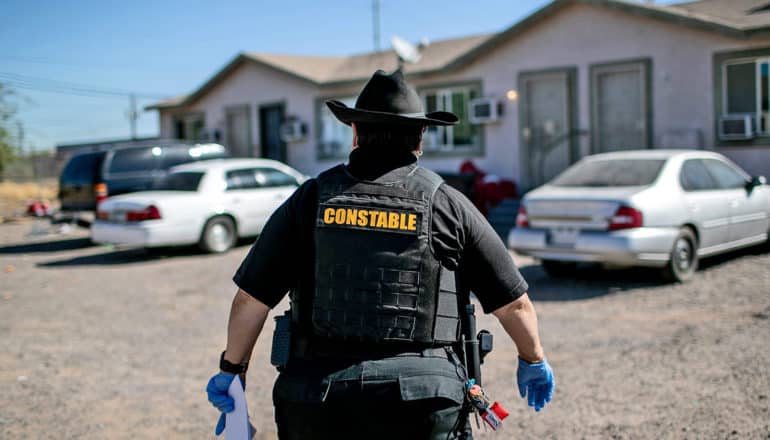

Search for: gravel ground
xmin=0 ymin=219 xmax=768 ymax=439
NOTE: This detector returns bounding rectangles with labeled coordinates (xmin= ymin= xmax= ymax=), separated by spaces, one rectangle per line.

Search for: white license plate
xmin=549 ymin=227 xmax=579 ymax=247
xmin=110 ymin=211 xmax=127 ymax=222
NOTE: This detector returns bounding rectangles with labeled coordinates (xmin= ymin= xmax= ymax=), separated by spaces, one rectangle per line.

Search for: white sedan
xmin=91 ymin=158 xmax=305 ymax=253
xmin=508 ymin=150 xmax=769 ymax=282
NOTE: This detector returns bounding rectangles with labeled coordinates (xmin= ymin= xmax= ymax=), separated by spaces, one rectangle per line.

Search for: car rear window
xmin=60 ymin=152 xmax=105 ymax=184
xmin=550 ymin=159 xmax=665 ymax=187
xmin=153 ymin=172 xmax=205 ymax=191
xmin=108 ymin=147 xmax=159 ymax=174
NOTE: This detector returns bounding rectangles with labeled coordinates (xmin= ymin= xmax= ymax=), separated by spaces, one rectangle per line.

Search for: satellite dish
xmin=391 ymin=35 xmax=422 ymax=66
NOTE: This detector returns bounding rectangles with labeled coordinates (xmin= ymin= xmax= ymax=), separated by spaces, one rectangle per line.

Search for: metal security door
xmin=591 ymin=61 xmax=650 ymax=152
xmin=519 ymin=70 xmax=576 ymax=188
xmin=259 ymin=103 xmax=286 ymax=162
xmin=225 ymin=105 xmax=252 ymax=157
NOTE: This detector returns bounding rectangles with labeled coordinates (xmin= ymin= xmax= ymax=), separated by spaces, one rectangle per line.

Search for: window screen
xmin=725 ymin=62 xmax=756 ymax=114
xmin=421 ymin=85 xmax=481 ymax=153
xmin=318 ymin=97 xmax=355 ymax=159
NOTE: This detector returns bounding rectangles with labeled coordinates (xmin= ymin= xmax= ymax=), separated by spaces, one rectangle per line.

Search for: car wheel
xmin=541 ymin=260 xmax=577 ymax=278
xmin=199 ymin=216 xmax=237 ymax=253
xmin=661 ymin=228 xmax=698 ymax=283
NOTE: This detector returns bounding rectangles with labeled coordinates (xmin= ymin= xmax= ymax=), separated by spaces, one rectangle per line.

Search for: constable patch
xmin=318 ymin=204 xmax=420 ymax=234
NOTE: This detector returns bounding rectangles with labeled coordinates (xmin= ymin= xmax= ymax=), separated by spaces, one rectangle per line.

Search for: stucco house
xmin=147 ymin=0 xmax=770 ymax=190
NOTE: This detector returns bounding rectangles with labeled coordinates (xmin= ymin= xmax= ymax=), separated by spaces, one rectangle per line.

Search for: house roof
xmin=669 ymin=0 xmax=770 ymax=31
xmin=146 ymin=34 xmax=492 ymax=110
xmin=147 ymin=0 xmax=770 ymax=111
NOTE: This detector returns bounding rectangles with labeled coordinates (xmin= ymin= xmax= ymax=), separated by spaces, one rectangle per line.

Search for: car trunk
xmin=524 ymin=185 xmax=646 ymax=231
xmin=96 ymin=191 xmax=199 ymax=223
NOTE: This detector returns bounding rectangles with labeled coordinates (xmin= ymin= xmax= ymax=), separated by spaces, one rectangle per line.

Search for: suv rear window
xmin=108 ymin=147 xmax=159 ymax=174
xmin=551 ymin=159 xmax=665 ymax=187
xmin=153 ymin=172 xmax=204 ymax=191
xmin=60 ymin=152 xmax=105 ymax=184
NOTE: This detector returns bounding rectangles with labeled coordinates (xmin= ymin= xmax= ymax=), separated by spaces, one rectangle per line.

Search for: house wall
xmin=159 ymin=62 xmax=322 ymax=175
xmin=400 ymin=2 xmax=770 ymax=187
xmin=157 ymin=3 xmax=770 ymax=183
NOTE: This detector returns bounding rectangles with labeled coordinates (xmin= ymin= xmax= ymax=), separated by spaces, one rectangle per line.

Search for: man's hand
xmin=517 ymin=357 xmax=554 ymax=412
xmin=206 ymin=372 xmax=236 ymax=435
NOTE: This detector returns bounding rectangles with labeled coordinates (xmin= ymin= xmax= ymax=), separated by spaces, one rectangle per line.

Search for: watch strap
xmin=220 ymin=351 xmax=249 ymax=375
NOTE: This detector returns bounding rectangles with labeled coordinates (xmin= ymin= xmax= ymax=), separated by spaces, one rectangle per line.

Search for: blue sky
xmin=0 ymin=0 xmax=674 ymax=151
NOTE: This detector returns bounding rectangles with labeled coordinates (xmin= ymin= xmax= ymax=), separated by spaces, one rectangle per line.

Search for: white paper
xmin=225 ymin=376 xmax=251 ymax=440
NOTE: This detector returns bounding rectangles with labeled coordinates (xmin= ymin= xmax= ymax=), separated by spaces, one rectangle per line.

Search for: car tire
xmin=541 ymin=260 xmax=577 ymax=278
xmin=661 ymin=228 xmax=698 ymax=283
xmin=199 ymin=216 xmax=237 ymax=254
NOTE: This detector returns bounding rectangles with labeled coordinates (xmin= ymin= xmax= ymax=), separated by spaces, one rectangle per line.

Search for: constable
xmin=206 ymin=69 xmax=554 ymax=439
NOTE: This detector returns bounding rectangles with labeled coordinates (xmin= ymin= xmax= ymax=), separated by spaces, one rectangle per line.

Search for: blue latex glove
xmin=206 ymin=373 xmax=236 ymax=435
xmin=517 ymin=357 xmax=554 ymax=412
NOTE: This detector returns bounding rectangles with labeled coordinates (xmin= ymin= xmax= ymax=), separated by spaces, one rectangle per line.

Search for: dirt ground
xmin=0 ymin=219 xmax=768 ymax=439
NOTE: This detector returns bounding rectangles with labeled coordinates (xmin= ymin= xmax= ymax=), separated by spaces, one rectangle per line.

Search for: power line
xmin=0 ymin=72 xmax=168 ymax=99
xmin=0 ymin=54 xmax=140 ymax=70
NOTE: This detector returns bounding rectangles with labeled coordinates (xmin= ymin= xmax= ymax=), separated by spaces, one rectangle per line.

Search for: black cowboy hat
xmin=326 ymin=69 xmax=458 ymax=126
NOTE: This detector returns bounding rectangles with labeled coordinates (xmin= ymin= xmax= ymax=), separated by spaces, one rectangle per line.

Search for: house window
xmin=723 ymin=59 xmax=769 ymax=134
xmin=420 ymin=85 xmax=481 ymax=154
xmin=173 ymin=114 xmax=206 ymax=141
xmin=318 ymin=97 xmax=355 ymax=159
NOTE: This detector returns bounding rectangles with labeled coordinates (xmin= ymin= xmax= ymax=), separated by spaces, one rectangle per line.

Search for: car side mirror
xmin=746 ymin=175 xmax=767 ymax=192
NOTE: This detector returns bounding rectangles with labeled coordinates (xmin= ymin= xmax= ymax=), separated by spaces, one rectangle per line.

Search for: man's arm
xmin=491 ymin=293 xmax=544 ymax=363
xmin=222 ymin=289 xmax=271 ymax=365
xmin=493 ymin=292 xmax=554 ymax=412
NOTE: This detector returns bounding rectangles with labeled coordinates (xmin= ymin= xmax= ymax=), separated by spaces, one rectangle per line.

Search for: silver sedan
xmin=508 ymin=150 xmax=769 ymax=281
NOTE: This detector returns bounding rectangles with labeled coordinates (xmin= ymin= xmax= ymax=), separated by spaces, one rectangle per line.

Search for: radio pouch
xmin=270 ymin=311 xmax=292 ymax=369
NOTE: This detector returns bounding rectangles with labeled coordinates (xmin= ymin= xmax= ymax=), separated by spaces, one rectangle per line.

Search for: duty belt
xmin=291 ymin=336 xmax=454 ymax=362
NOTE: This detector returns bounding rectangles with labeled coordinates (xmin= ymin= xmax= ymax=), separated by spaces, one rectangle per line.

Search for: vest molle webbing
xmin=309 ymin=164 xmax=460 ymax=346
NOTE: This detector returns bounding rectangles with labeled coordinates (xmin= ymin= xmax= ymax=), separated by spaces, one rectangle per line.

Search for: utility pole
xmin=127 ymin=93 xmax=138 ymax=140
xmin=372 ymin=0 xmax=381 ymax=52
xmin=16 ymin=121 xmax=24 ymax=156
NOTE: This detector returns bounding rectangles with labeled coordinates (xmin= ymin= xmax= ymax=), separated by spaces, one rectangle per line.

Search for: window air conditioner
xmin=468 ymin=98 xmax=502 ymax=124
xmin=279 ymin=119 xmax=307 ymax=143
xmin=718 ymin=114 xmax=755 ymax=141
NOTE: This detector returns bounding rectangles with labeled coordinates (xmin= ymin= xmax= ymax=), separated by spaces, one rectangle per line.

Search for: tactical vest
xmin=297 ymin=164 xmax=460 ymax=346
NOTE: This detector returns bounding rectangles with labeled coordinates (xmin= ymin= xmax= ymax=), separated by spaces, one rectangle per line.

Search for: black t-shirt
xmin=233 ymin=148 xmax=528 ymax=314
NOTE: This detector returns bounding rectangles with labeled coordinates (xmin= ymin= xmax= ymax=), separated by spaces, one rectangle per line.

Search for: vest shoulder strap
xmin=409 ymin=166 xmax=444 ymax=202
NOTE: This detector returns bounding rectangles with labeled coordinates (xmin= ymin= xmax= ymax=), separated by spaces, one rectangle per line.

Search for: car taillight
xmin=126 ymin=205 xmax=162 ymax=222
xmin=516 ymin=205 xmax=529 ymax=228
xmin=609 ymin=206 xmax=643 ymax=230
xmin=95 ymin=183 xmax=108 ymax=205
xmin=96 ymin=210 xmax=109 ymax=221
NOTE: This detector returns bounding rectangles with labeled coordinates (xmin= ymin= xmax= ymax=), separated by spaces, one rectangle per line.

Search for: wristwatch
xmin=220 ymin=351 xmax=249 ymax=375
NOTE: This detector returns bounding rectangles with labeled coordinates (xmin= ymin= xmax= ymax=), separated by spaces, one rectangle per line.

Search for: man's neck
xmin=346 ymin=147 xmax=417 ymax=181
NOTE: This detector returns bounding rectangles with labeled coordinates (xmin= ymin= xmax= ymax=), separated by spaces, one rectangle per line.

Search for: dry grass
xmin=0 ymin=179 xmax=58 ymax=219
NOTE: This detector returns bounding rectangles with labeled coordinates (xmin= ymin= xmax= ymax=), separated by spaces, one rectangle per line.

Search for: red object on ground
xmin=458 ymin=160 xmax=519 ymax=215
xmin=26 ymin=200 xmax=51 ymax=217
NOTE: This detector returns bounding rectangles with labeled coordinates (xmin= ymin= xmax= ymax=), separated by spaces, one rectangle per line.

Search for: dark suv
xmin=58 ymin=143 xmax=228 ymax=225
